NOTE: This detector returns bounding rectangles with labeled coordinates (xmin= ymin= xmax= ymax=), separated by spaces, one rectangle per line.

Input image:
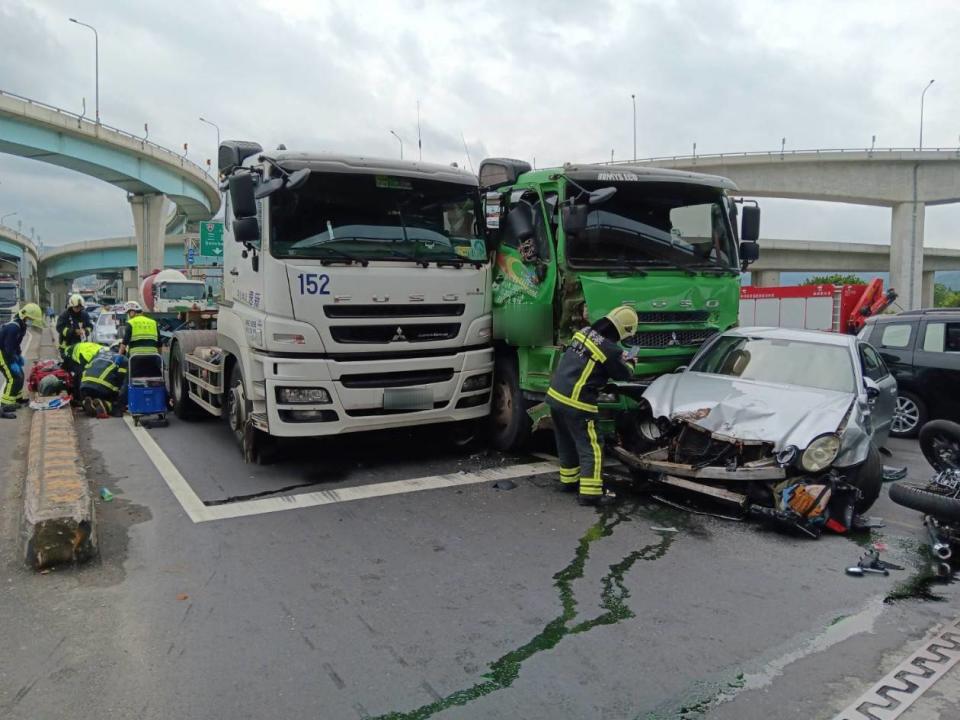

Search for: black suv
xmin=860 ymin=309 xmax=960 ymax=438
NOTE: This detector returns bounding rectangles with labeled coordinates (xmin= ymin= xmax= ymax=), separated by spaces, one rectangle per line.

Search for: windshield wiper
xmin=687 ymin=262 xmax=739 ymax=276
xmin=382 ymin=247 xmax=430 ymax=268
xmin=420 ymin=249 xmax=484 ymax=269
xmin=316 ymin=246 xmax=369 ymax=267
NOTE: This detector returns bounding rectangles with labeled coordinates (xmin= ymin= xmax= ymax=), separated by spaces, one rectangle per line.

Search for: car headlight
xmin=277 ymin=387 xmax=331 ymax=404
xmin=800 ymin=434 xmax=841 ymax=473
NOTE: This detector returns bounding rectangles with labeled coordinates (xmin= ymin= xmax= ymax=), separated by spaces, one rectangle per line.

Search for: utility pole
xmin=631 ymin=93 xmax=637 ymax=161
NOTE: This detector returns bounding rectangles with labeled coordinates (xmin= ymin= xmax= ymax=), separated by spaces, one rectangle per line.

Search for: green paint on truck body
xmin=487 ymin=164 xmax=742 ymax=421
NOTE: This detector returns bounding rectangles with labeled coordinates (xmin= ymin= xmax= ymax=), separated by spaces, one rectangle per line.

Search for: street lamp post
xmin=69 ymin=18 xmax=99 ymax=124
xmin=0 ymin=211 xmax=16 ymax=226
xmin=390 ymin=130 xmax=404 ymax=160
xmin=199 ymin=116 xmax=221 ymax=151
xmin=919 ymin=79 xmax=935 ymax=149
xmin=631 ymin=94 xmax=637 ymax=161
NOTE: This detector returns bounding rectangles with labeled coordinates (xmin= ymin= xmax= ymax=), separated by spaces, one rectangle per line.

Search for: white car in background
xmin=91 ymin=308 xmax=125 ymax=346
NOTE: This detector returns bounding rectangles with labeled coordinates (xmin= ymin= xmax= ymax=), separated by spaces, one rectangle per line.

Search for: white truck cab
xmin=169 ymin=142 xmax=493 ymax=461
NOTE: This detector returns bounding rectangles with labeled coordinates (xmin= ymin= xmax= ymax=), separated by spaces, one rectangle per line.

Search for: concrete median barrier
xmin=20 ymin=408 xmax=96 ymax=570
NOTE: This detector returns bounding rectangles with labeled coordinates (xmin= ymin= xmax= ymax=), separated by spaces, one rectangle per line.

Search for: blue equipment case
xmin=127 ymin=353 xmax=168 ymax=427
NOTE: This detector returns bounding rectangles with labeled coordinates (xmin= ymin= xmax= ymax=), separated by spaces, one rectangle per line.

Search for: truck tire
xmin=845 ymin=443 xmax=883 ymax=514
xmin=891 ymin=390 xmax=927 ymax=439
xmin=919 ymin=419 xmax=960 ymax=473
xmin=169 ymin=341 xmax=199 ymax=420
xmin=490 ymin=354 xmax=531 ymax=452
xmin=889 ymin=481 xmax=960 ymax=522
xmin=226 ymin=362 xmax=276 ymax=465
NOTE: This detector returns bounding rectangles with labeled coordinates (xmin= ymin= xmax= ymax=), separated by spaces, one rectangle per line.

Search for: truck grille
xmin=635 ymin=311 xmax=710 ymax=323
xmin=624 ymin=329 xmax=716 ymax=349
xmin=340 ymin=368 xmax=454 ymax=388
xmin=331 ymin=324 xmax=461 ymax=344
xmin=324 ymin=304 xmax=465 ymax=319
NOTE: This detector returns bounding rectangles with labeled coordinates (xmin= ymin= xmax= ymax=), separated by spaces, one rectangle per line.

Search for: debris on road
xmin=492 ymin=480 xmax=517 ymax=491
xmin=99 ymin=487 xmax=114 ymax=502
xmin=650 ymin=526 xmax=679 ymax=533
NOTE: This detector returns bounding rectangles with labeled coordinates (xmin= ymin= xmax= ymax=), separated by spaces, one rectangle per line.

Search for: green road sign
xmin=200 ymin=222 xmax=224 ymax=257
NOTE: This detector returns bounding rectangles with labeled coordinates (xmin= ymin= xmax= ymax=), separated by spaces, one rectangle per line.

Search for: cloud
xmin=0 ymin=0 xmax=958 ymax=249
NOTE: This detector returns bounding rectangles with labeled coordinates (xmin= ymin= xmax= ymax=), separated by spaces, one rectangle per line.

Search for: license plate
xmin=383 ymin=387 xmax=433 ymax=410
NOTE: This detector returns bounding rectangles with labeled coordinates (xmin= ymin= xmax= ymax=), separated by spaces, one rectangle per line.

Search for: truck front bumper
xmin=257 ymin=347 xmax=494 ymax=437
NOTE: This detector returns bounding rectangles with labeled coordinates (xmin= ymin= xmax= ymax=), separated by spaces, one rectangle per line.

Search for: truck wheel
xmin=226 ymin=363 xmax=276 ymax=465
xmin=891 ymin=391 xmax=927 ymax=439
xmin=490 ymin=355 xmax=531 ymax=452
xmin=446 ymin=418 xmax=484 ymax=451
xmin=169 ymin=341 xmax=199 ymax=420
xmin=846 ymin=443 xmax=883 ymax=514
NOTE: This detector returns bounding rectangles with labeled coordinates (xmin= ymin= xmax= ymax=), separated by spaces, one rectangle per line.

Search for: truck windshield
xmin=158 ymin=283 xmax=204 ymax=299
xmin=691 ymin=335 xmax=856 ymax=393
xmin=270 ymin=172 xmax=485 ymax=263
xmin=565 ymin=181 xmax=737 ymax=272
xmin=0 ymin=286 xmax=18 ymax=306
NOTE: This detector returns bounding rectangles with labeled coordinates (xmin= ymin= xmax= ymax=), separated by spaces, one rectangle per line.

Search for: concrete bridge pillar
xmin=49 ymin=279 xmax=70 ymax=312
xmin=922 ymin=270 xmax=936 ymax=309
xmin=129 ymin=193 xmax=168 ymax=282
xmin=889 ymin=201 xmax=925 ymax=311
xmin=121 ymin=269 xmax=138 ymax=302
xmin=750 ymin=270 xmax=781 ymax=287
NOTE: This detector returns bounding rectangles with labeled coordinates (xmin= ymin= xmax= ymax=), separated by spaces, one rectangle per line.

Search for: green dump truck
xmin=480 ymin=159 xmax=760 ymax=450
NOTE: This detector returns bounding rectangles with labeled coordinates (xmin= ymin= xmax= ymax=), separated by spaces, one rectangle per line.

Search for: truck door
xmin=491 ymin=189 xmax=557 ymax=346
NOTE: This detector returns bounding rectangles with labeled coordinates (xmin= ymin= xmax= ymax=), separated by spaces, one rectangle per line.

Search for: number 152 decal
xmin=296 ymin=273 xmax=331 ymax=295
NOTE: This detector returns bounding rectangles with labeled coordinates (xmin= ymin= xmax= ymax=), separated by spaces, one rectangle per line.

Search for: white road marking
xmin=833 ymin=614 xmax=960 ymax=720
xmin=122 ymin=414 xmax=559 ymax=523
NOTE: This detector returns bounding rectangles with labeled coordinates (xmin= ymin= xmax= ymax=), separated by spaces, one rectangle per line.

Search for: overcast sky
xmin=1 ymin=0 xmax=959 ymax=249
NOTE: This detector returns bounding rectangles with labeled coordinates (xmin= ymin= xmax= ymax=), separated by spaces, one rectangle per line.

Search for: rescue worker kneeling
xmin=546 ymin=306 xmax=638 ymax=506
xmin=80 ymin=351 xmax=127 ymax=417
xmin=63 ymin=341 xmax=105 ymax=400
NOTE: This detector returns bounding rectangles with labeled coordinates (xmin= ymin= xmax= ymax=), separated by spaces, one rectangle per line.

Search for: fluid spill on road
xmin=884 ymin=541 xmax=947 ymax=603
xmin=371 ymin=501 xmax=678 ymax=720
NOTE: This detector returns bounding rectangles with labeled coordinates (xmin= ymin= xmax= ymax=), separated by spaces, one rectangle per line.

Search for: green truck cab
xmin=480 ymin=159 xmax=760 ymax=450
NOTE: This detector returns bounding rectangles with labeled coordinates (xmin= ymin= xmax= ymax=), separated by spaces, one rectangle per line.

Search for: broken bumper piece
xmin=615 ymin=446 xmax=786 ymax=482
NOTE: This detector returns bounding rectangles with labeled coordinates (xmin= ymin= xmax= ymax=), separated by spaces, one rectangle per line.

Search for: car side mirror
xmin=740 ymin=204 xmax=760 ymax=241
xmin=229 ymin=172 xmax=258 ymax=218
xmin=233 ymin=216 xmax=260 ymax=244
xmin=739 ymin=241 xmax=760 ymax=268
xmin=561 ymin=204 xmax=589 ymax=236
xmin=504 ymin=204 xmax=535 ymax=243
xmin=863 ymin=377 xmax=880 ymax=401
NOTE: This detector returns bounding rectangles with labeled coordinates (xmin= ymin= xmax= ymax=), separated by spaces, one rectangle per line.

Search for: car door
xmin=859 ymin=342 xmax=897 ymax=445
xmin=913 ymin=318 xmax=960 ymax=421
xmin=871 ymin=320 xmax=917 ymax=389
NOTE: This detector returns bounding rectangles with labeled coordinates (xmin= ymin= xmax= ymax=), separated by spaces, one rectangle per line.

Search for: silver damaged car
xmin=618 ymin=327 xmax=897 ymax=524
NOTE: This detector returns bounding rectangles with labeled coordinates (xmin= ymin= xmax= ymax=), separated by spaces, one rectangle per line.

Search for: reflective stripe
xmin=571 ymin=359 xmax=594 ymax=402
xmin=0 ymin=354 xmax=16 ymax=404
xmin=559 ymin=467 xmax=580 ymax=477
xmin=559 ymin=466 xmax=580 ymax=484
xmin=580 ymin=420 xmax=603 ymax=495
xmin=573 ymin=332 xmax=607 ymax=362
xmin=547 ymin=388 xmax=598 ymax=413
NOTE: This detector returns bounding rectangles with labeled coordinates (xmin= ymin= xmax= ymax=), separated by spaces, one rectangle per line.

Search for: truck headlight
xmin=800 ymin=434 xmax=841 ymax=473
xmin=277 ymin=387 xmax=331 ymax=404
xmin=462 ymin=373 xmax=492 ymax=391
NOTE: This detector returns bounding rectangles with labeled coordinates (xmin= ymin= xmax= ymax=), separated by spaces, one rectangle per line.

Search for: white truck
xmin=167 ymin=143 xmax=494 ymax=462
xmin=140 ymin=269 xmax=213 ymax=314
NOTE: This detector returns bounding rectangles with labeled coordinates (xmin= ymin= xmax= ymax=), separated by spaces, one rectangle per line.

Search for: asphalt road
xmin=1 ymin=392 xmax=959 ymax=719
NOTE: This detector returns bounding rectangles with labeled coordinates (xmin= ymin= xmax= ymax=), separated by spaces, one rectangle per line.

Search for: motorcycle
xmin=888 ymin=419 xmax=960 ymax=578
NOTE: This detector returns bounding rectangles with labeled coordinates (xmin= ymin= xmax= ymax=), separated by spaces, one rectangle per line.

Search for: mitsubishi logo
xmin=391 ymin=327 xmax=408 ymax=342
xmin=667 ymin=332 xmax=680 ymax=346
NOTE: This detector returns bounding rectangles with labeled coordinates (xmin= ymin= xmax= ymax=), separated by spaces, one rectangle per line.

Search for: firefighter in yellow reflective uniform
xmin=64 ymin=341 xmax=105 ymax=398
xmin=120 ymin=301 xmax=159 ymax=356
xmin=0 ymin=303 xmax=45 ymax=418
xmin=80 ymin=351 xmax=127 ymax=417
xmin=546 ymin=306 xmax=638 ymax=506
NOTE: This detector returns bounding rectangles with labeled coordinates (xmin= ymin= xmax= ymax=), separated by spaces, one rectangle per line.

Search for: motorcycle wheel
xmin=919 ymin=420 xmax=960 ymax=473
xmin=889 ymin=482 xmax=960 ymax=522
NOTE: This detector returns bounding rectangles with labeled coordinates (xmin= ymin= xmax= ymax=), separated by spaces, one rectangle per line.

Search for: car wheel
xmin=846 ymin=443 xmax=883 ymax=514
xmin=489 ymin=355 xmax=531 ymax=452
xmin=890 ymin=391 xmax=927 ymax=439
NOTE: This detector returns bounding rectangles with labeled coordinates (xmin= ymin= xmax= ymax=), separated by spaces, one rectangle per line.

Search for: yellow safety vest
xmin=70 ymin=341 xmax=105 ymax=366
xmin=127 ymin=315 xmax=160 ymax=355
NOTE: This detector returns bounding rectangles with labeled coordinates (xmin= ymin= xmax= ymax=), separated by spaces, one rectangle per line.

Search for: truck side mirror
xmin=740 ymin=204 xmax=760 ymax=241
xmin=229 ymin=172 xmax=258 ymax=219
xmin=739 ymin=241 xmax=759 ymax=268
xmin=561 ymin=204 xmax=589 ymax=236
xmin=233 ymin=216 xmax=260 ymax=244
xmin=505 ymin=204 xmax=535 ymax=243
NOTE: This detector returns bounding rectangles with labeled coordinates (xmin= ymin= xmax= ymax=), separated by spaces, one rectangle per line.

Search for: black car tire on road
xmin=889 ymin=481 xmax=960 ymax=522
xmin=919 ymin=419 xmax=960 ymax=473
xmin=846 ymin=443 xmax=883 ymax=514
xmin=890 ymin=390 xmax=927 ymax=439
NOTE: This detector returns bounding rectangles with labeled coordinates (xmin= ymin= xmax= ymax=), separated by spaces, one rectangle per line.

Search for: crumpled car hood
xmin=643 ymin=372 xmax=854 ymax=452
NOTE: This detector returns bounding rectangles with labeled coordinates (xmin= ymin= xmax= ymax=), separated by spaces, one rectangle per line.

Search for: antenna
xmin=460 ymin=132 xmax=474 ymax=173
xmin=417 ymin=99 xmax=422 ymax=161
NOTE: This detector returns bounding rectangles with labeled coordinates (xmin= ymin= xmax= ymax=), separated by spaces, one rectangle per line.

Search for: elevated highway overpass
xmin=614 ymin=148 xmax=960 ymax=309
xmin=0 ymin=223 xmax=39 ymax=304
xmin=0 ymin=89 xmax=219 ymax=282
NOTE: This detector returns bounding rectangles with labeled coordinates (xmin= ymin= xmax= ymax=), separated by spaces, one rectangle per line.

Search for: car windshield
xmin=0 ymin=286 xmax=18 ymax=305
xmin=270 ymin=171 xmax=486 ymax=263
xmin=691 ymin=335 xmax=856 ymax=393
xmin=97 ymin=313 xmax=119 ymax=328
xmin=565 ymin=180 xmax=737 ymax=271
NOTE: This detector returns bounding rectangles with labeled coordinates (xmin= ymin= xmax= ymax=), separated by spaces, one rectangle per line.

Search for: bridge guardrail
xmin=610 ymin=146 xmax=960 ymax=164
